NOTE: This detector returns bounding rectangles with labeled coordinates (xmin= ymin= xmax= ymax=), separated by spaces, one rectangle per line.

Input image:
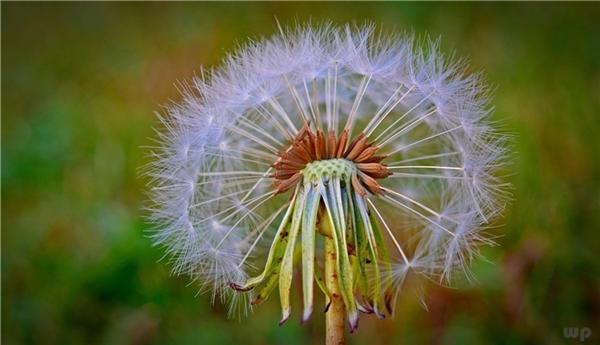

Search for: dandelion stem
xmin=322 ymin=216 xmax=345 ymax=345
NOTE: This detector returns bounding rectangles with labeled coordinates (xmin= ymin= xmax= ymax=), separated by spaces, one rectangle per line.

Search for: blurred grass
xmin=2 ymin=2 xmax=599 ymax=345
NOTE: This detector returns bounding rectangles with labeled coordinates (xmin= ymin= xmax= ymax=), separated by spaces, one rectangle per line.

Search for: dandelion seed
xmin=146 ymin=22 xmax=510 ymax=343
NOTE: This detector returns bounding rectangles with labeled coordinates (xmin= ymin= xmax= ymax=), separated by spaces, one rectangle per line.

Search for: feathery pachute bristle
xmin=146 ymin=22 xmax=510 ymax=327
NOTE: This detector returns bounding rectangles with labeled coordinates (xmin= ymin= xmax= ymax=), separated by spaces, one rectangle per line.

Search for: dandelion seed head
xmin=146 ymin=22 xmax=510 ymax=325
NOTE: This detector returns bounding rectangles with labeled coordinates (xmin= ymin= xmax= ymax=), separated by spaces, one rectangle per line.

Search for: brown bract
xmin=271 ymin=123 xmax=392 ymax=195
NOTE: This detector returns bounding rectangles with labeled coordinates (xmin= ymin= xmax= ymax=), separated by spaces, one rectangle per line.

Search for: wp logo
xmin=563 ymin=327 xmax=592 ymax=342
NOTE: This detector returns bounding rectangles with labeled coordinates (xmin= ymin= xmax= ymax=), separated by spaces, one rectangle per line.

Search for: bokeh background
xmin=2 ymin=2 xmax=600 ymax=344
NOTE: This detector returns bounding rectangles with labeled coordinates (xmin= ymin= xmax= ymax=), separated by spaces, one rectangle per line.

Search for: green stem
xmin=322 ymin=216 xmax=345 ymax=345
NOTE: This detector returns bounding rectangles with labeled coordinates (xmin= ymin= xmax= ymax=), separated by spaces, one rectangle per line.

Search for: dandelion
xmin=147 ymin=23 xmax=510 ymax=344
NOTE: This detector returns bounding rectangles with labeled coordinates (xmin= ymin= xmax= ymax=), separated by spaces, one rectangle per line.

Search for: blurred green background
xmin=2 ymin=2 xmax=600 ymax=344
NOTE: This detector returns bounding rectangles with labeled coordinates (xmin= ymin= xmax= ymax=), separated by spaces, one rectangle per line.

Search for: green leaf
xmin=368 ymin=203 xmax=393 ymax=313
xmin=278 ymin=186 xmax=305 ymax=325
xmin=320 ymin=178 xmax=359 ymax=331
xmin=251 ymin=265 xmax=281 ymax=306
xmin=301 ymin=185 xmax=320 ymax=323
xmin=349 ymin=189 xmax=369 ymax=298
xmin=229 ymin=186 xmax=298 ymax=292
xmin=353 ymin=191 xmax=386 ymax=319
